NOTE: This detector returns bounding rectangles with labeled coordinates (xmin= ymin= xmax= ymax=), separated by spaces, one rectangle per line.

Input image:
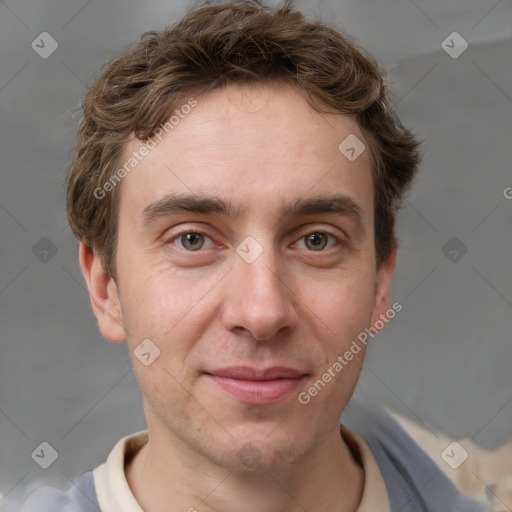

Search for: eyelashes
xmin=171 ymin=231 xmax=214 ymax=251
xmin=167 ymin=229 xmax=341 ymax=253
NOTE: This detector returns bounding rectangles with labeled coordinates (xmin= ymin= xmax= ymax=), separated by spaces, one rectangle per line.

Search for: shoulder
xmin=1 ymin=471 xmax=99 ymax=512
xmin=342 ymin=394 xmax=490 ymax=512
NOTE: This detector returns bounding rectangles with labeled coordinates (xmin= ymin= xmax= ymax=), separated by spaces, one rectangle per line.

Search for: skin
xmin=80 ymin=83 xmax=396 ymax=512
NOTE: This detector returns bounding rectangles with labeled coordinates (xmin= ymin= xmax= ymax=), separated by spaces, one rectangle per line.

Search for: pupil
xmin=307 ymin=233 xmax=326 ymax=250
xmin=183 ymin=233 xmax=203 ymax=250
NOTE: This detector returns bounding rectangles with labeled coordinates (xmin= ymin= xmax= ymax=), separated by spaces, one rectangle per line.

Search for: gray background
xmin=1 ymin=0 xmax=511 ymax=503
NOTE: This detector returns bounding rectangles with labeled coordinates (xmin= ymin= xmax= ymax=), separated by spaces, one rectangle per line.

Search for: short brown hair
xmin=66 ymin=0 xmax=420 ymax=277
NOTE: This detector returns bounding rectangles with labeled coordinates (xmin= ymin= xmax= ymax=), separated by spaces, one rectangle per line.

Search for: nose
xmin=220 ymin=242 xmax=299 ymax=341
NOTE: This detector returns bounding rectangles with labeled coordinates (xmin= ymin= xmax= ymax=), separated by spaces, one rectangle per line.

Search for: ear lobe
xmin=369 ymin=248 xmax=396 ymax=331
xmin=78 ymin=241 xmax=126 ymax=343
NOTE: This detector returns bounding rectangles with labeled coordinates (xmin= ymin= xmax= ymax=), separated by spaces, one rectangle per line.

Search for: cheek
xmin=302 ymin=278 xmax=373 ymax=404
xmin=118 ymin=259 xmax=222 ymax=347
xmin=305 ymin=270 xmax=376 ymax=343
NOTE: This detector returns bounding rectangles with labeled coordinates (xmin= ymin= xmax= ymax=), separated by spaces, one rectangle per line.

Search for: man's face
xmin=87 ymin=84 xmax=394 ymax=471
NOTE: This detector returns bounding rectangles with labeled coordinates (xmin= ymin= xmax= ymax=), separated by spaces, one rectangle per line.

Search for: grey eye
xmin=304 ymin=233 xmax=329 ymax=251
xmin=180 ymin=232 xmax=205 ymax=251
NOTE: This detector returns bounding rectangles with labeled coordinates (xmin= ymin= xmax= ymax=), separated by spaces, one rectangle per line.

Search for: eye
xmin=170 ymin=231 xmax=214 ymax=251
xmin=297 ymin=232 xmax=338 ymax=251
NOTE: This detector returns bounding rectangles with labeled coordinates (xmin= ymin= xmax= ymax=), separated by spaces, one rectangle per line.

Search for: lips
xmin=209 ymin=366 xmax=305 ymax=380
xmin=205 ymin=366 xmax=307 ymax=404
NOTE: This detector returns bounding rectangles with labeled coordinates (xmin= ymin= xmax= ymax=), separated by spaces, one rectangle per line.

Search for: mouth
xmin=204 ymin=366 xmax=307 ymax=405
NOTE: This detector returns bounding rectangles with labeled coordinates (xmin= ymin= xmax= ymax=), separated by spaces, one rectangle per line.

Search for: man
xmin=13 ymin=1 xmax=489 ymax=510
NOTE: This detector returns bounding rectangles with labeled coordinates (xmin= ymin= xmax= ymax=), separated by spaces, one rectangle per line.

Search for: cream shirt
xmin=93 ymin=426 xmax=390 ymax=512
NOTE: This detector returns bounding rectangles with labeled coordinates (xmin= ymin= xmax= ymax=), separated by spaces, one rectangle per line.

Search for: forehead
xmin=117 ymin=83 xmax=374 ymax=224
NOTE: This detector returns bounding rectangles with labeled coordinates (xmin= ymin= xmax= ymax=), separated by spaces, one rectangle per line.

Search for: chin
xmin=217 ymin=429 xmax=319 ymax=474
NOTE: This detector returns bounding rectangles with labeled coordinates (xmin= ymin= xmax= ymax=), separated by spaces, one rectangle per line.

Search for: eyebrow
xmin=140 ymin=193 xmax=366 ymax=231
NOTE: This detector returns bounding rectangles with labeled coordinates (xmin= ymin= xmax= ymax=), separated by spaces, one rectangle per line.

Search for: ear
xmin=369 ymin=247 xmax=397 ymax=330
xmin=78 ymin=241 xmax=126 ymax=343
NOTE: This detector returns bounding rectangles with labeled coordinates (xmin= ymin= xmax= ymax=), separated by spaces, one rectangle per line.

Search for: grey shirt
xmin=3 ymin=396 xmax=490 ymax=511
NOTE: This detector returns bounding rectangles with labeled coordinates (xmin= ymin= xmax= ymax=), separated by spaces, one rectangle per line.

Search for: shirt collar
xmin=93 ymin=427 xmax=390 ymax=512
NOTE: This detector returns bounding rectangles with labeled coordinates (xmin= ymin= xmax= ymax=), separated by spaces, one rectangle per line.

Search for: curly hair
xmin=66 ymin=0 xmax=420 ymax=278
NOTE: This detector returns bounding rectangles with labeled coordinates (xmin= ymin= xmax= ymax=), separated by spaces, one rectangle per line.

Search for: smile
xmin=205 ymin=366 xmax=307 ymax=404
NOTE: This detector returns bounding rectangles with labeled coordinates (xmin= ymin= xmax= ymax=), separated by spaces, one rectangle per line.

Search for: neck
xmin=126 ymin=423 xmax=364 ymax=512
